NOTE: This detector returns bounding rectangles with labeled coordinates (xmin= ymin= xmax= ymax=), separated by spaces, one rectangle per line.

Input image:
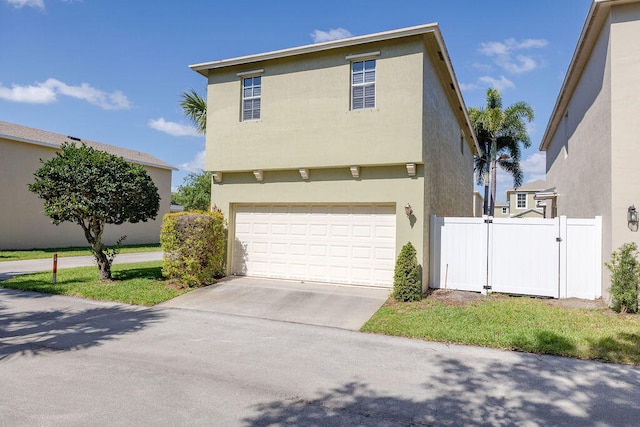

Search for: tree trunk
xmin=482 ymin=141 xmax=490 ymax=216
xmin=483 ymin=175 xmax=490 ymax=216
xmin=79 ymin=218 xmax=112 ymax=280
xmin=489 ymin=138 xmax=498 ymax=217
xmin=93 ymin=244 xmax=112 ymax=280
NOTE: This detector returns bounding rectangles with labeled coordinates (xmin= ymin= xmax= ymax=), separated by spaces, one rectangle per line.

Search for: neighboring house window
xmin=242 ymin=76 xmax=261 ymax=121
xmin=351 ymin=59 xmax=376 ymax=110
xmin=516 ymin=193 xmax=527 ymax=209
xmin=502 ymin=207 xmax=508 ymax=214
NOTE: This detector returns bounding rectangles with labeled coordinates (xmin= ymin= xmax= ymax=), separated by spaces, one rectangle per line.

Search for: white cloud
xmin=459 ymin=82 xmax=480 ymax=92
xmin=478 ymin=75 xmax=515 ymax=91
xmin=0 ymin=80 xmax=56 ymax=103
xmin=479 ymin=38 xmax=548 ymax=75
xmin=5 ymin=0 xmax=80 ymax=10
xmin=5 ymin=0 xmax=44 ymax=10
xmin=179 ymin=151 xmax=206 ymax=172
xmin=0 ymin=78 xmax=131 ymax=110
xmin=521 ymin=152 xmax=547 ymax=182
xmin=148 ymin=118 xmax=201 ymax=137
xmin=310 ymin=28 xmax=352 ymax=43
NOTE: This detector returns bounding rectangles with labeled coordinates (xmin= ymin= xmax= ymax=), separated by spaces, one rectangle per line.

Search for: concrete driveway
xmin=160 ymin=276 xmax=391 ymax=330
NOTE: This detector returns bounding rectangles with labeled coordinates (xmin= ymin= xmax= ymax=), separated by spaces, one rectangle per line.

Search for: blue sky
xmin=1 ymin=0 xmax=592 ymax=200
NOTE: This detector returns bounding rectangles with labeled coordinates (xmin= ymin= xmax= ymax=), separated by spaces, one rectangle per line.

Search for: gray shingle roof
xmin=507 ymin=179 xmax=548 ymax=192
xmin=0 ymin=121 xmax=176 ymax=170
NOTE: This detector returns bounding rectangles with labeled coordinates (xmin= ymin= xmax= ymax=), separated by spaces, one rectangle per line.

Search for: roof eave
xmin=190 ymin=23 xmax=440 ymax=76
xmin=1 ymin=133 xmax=177 ymax=171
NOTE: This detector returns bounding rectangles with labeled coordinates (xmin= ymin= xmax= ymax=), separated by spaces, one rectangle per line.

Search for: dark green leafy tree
xmin=469 ymin=88 xmax=534 ymax=215
xmin=172 ymin=171 xmax=212 ymax=211
xmin=606 ymin=242 xmax=640 ymax=313
xmin=180 ymin=88 xmax=207 ymax=135
xmin=28 ymin=143 xmax=160 ymax=280
xmin=393 ymin=242 xmax=422 ymax=302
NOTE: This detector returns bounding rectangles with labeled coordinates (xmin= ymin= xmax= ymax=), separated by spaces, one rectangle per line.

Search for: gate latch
xmin=556 ymin=237 xmax=563 ymax=242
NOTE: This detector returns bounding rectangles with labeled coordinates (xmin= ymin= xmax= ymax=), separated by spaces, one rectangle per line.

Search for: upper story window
xmin=351 ymin=59 xmax=376 ymax=110
xmin=242 ymin=76 xmax=261 ymax=121
xmin=516 ymin=193 xmax=527 ymax=209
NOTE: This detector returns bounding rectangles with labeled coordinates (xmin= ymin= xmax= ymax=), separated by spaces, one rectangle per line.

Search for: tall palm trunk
xmin=489 ymin=138 xmax=497 ymax=217
xmin=483 ymin=141 xmax=490 ymax=216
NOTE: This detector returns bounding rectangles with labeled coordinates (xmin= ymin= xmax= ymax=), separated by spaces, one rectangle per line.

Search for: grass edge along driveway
xmin=0 ymin=261 xmax=189 ymax=306
xmin=361 ymin=294 xmax=640 ymax=366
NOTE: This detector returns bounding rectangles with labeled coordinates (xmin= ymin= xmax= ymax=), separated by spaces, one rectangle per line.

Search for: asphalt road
xmin=2 ymin=289 xmax=640 ymax=426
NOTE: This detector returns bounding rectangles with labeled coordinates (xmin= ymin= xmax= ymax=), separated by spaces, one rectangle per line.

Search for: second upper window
xmin=351 ymin=59 xmax=376 ymax=110
xmin=242 ymin=76 xmax=261 ymax=121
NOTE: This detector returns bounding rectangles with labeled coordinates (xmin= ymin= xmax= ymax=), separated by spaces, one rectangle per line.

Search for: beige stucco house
xmin=0 ymin=121 xmax=175 ymax=249
xmin=504 ymin=180 xmax=548 ymax=219
xmin=473 ymin=191 xmax=485 ymax=217
xmin=540 ymin=0 xmax=640 ymax=295
xmin=492 ymin=199 xmax=510 ymax=218
xmin=190 ymin=23 xmax=479 ymax=288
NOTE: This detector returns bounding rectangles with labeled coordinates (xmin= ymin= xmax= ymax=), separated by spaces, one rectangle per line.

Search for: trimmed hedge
xmin=393 ymin=242 xmax=423 ymax=302
xmin=160 ymin=211 xmax=226 ymax=287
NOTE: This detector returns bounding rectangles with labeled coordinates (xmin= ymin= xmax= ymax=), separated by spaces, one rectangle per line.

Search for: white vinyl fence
xmin=429 ymin=215 xmax=602 ymax=299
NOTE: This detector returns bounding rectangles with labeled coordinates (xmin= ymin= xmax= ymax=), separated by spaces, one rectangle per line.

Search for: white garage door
xmin=232 ymin=204 xmax=396 ymax=287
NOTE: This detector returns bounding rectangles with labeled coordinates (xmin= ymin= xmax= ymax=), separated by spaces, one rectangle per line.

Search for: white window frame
xmin=516 ymin=193 xmax=527 ymax=209
xmin=241 ymin=75 xmax=262 ymax=121
xmin=351 ymin=59 xmax=376 ymax=110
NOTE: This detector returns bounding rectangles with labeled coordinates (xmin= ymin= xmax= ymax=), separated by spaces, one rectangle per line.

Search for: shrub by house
xmin=393 ymin=242 xmax=422 ymax=302
xmin=161 ymin=211 xmax=226 ymax=287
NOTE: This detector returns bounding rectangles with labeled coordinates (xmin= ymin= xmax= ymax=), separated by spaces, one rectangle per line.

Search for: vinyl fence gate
xmin=429 ymin=215 xmax=602 ymax=299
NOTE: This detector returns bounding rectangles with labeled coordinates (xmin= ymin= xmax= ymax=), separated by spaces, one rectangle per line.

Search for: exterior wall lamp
xmin=628 ymin=205 xmax=638 ymax=226
xmin=405 ymin=203 xmax=413 ymax=217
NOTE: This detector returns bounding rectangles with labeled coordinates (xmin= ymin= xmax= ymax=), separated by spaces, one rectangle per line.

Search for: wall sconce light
xmin=350 ymin=165 xmax=360 ymax=179
xmin=253 ymin=170 xmax=263 ymax=182
xmin=212 ymin=172 xmax=223 ymax=183
xmin=405 ymin=203 xmax=413 ymax=217
xmin=628 ymin=205 xmax=638 ymax=225
xmin=406 ymin=163 xmax=416 ymax=177
xmin=299 ymin=168 xmax=309 ymax=180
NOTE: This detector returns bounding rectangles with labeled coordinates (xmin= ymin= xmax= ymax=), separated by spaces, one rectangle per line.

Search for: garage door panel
xmin=270 ymin=242 xmax=287 ymax=255
xmin=330 ymin=225 xmax=349 ymax=238
xmin=233 ymin=204 xmax=396 ymax=287
xmin=352 ymin=246 xmax=372 ymax=259
xmin=375 ymin=225 xmax=395 ymax=238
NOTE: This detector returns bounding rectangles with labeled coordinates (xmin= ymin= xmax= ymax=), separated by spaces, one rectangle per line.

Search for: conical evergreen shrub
xmin=393 ymin=242 xmax=423 ymax=302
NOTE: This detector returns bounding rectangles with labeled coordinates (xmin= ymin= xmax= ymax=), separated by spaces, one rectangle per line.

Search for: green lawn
xmin=0 ymin=261 xmax=189 ymax=306
xmin=0 ymin=244 xmax=161 ymax=261
xmin=362 ymin=295 xmax=640 ymax=365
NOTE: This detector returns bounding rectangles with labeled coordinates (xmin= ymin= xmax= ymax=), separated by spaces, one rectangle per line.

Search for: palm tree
xmin=180 ymin=88 xmax=207 ymax=134
xmin=469 ymin=88 xmax=534 ymax=216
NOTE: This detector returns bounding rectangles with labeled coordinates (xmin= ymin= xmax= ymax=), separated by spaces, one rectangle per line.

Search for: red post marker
xmin=52 ymin=253 xmax=58 ymax=284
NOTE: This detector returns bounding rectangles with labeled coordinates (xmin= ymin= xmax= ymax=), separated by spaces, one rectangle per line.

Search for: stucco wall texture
xmin=544 ymin=2 xmax=640 ymax=296
xmin=0 ymin=138 xmax=172 ymax=249
xmin=205 ymin=31 xmax=475 ymax=286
